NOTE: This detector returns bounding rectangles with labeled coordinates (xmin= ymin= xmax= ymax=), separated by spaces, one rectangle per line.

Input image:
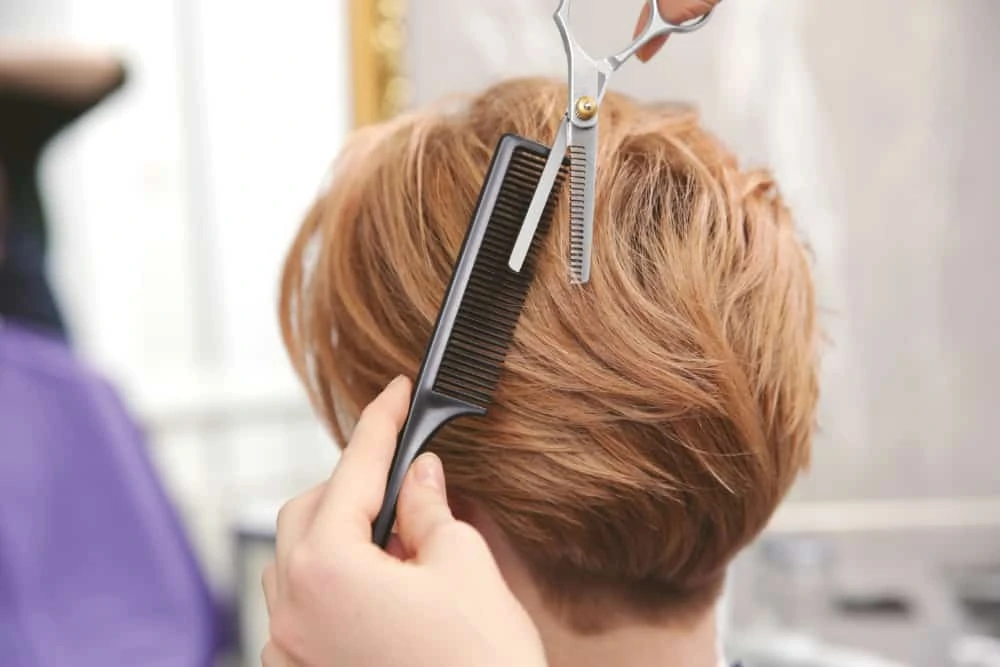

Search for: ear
xmin=448 ymin=501 xmax=543 ymax=619
xmin=447 ymin=498 xmax=513 ymax=571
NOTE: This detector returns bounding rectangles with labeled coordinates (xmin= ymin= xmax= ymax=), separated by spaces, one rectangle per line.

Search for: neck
xmin=462 ymin=504 xmax=723 ymax=667
xmin=532 ymin=602 xmax=721 ymax=667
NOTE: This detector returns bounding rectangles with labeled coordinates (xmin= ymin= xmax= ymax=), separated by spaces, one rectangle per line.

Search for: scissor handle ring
xmin=645 ymin=0 xmax=714 ymax=36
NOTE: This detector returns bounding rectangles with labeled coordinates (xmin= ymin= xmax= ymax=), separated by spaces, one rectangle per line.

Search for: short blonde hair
xmin=280 ymin=77 xmax=818 ymax=629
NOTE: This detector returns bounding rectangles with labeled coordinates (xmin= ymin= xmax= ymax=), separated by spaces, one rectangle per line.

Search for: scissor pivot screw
xmin=575 ymin=96 xmax=597 ymax=121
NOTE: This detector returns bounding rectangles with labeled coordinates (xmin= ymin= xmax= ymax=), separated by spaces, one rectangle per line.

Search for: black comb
xmin=372 ymin=134 xmax=567 ymax=547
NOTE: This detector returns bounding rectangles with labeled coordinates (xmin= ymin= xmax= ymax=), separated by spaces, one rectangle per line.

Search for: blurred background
xmin=0 ymin=0 xmax=997 ymax=666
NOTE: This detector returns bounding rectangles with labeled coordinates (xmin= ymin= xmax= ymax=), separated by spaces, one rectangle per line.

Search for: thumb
xmin=633 ymin=3 xmax=668 ymax=63
xmin=395 ymin=453 xmax=456 ymax=558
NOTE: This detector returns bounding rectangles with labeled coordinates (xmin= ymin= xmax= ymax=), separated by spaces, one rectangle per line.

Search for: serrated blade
xmin=568 ymin=127 xmax=596 ymax=284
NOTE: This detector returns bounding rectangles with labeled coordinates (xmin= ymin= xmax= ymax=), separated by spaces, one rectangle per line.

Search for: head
xmin=280 ymin=78 xmax=817 ymax=639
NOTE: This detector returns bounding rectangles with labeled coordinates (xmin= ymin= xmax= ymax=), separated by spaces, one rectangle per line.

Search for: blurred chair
xmin=0 ymin=47 xmax=127 ymax=340
xmin=0 ymin=321 xmax=221 ymax=666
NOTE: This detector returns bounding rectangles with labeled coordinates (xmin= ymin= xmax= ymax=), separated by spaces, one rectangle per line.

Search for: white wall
xmin=406 ymin=0 xmax=1000 ymax=503
xmin=7 ymin=0 xmax=351 ymax=582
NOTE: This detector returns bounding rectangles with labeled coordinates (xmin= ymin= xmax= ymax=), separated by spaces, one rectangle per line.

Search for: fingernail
xmin=387 ymin=375 xmax=405 ymax=389
xmin=414 ymin=454 xmax=444 ymax=491
xmin=633 ymin=4 xmax=650 ymax=38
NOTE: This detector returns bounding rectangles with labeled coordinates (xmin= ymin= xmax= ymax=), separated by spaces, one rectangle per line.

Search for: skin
xmin=0 ymin=45 xmax=124 ymax=102
xmin=262 ymin=377 xmax=547 ymax=667
xmin=262 ymin=2 xmax=727 ymax=664
xmin=636 ymin=0 xmax=724 ymax=62
xmin=263 ymin=377 xmax=722 ymax=667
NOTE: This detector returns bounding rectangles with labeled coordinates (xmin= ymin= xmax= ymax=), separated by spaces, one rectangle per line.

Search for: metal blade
xmin=509 ymin=119 xmax=569 ymax=272
xmin=568 ymin=126 xmax=596 ymax=284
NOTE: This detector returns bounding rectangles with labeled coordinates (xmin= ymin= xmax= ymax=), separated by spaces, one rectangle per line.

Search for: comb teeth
xmin=433 ymin=147 xmax=567 ymax=408
xmin=568 ymin=144 xmax=588 ymax=283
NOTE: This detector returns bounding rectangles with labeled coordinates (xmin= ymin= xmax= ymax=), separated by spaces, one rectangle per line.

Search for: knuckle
xmin=259 ymin=641 xmax=274 ymax=666
xmin=437 ymin=519 xmax=483 ymax=551
xmin=356 ymin=400 xmax=403 ymax=439
xmin=357 ymin=400 xmax=390 ymax=427
xmin=268 ymin=612 xmax=299 ymax=654
xmin=285 ymin=543 xmax=321 ymax=590
xmin=261 ymin=561 xmax=275 ymax=590
xmin=275 ymin=498 xmax=298 ymax=533
xmin=285 ymin=542 xmax=347 ymax=594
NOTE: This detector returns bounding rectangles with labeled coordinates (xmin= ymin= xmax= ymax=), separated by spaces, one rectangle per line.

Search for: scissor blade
xmin=509 ymin=120 xmax=569 ymax=273
xmin=568 ymin=127 xmax=596 ymax=284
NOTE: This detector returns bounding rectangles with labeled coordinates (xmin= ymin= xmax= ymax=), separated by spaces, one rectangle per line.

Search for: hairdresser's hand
xmin=634 ymin=0 xmax=723 ymax=62
xmin=261 ymin=376 xmax=546 ymax=667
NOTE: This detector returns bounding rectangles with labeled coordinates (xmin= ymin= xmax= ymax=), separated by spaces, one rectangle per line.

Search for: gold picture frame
xmin=349 ymin=0 xmax=410 ymax=126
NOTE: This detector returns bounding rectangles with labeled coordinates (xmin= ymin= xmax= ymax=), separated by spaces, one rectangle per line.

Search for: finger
xmin=385 ymin=532 xmax=409 ymax=561
xmin=637 ymin=35 xmax=668 ymax=63
xmin=311 ymin=375 xmax=412 ymax=542
xmin=659 ymin=0 xmax=720 ymax=23
xmin=638 ymin=0 xmax=720 ymax=63
xmin=262 ymin=561 xmax=277 ymax=615
xmin=394 ymin=453 xmax=456 ymax=559
xmin=275 ymin=483 xmax=324 ymax=589
xmin=634 ymin=3 xmax=666 ymax=63
xmin=260 ymin=641 xmax=290 ymax=667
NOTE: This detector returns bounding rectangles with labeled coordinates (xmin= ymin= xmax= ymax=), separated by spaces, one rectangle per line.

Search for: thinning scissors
xmin=508 ymin=0 xmax=714 ymax=284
